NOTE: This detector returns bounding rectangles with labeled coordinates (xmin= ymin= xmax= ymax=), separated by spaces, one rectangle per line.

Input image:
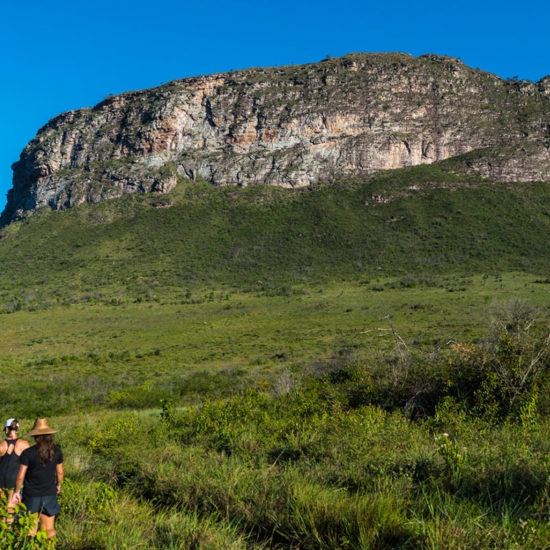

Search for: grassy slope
xmin=1 ymin=163 xmax=550 ymax=311
xmin=2 ymin=162 xmax=550 ymax=414
xmin=2 ymin=164 xmax=550 ymax=548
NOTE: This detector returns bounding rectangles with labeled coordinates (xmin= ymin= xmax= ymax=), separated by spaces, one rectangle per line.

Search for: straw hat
xmin=24 ymin=418 xmax=58 ymax=437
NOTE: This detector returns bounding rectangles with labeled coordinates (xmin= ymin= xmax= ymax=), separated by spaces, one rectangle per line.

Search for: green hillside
xmin=3 ymin=162 xmax=550 ymax=548
xmin=1 ymin=161 xmax=550 ymax=312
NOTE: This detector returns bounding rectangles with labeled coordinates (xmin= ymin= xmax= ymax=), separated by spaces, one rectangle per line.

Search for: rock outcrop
xmin=2 ymin=52 xmax=550 ymax=225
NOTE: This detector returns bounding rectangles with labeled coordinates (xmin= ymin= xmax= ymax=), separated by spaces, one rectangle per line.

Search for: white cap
xmin=4 ymin=418 xmax=17 ymax=430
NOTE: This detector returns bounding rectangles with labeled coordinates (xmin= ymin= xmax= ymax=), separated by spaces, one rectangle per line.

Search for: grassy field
xmin=1 ymin=272 xmax=550 ymax=548
xmin=2 ymin=165 xmax=550 ymax=548
xmin=2 ymin=272 xmax=550 ymax=417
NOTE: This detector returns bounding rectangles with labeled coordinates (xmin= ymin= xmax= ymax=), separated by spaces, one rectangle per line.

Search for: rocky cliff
xmin=2 ymin=52 xmax=550 ymax=225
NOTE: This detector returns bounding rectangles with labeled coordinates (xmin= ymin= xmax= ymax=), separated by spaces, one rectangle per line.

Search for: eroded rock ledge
xmin=2 ymin=52 xmax=549 ymax=225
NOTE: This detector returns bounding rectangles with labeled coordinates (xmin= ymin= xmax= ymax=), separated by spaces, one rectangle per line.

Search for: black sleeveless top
xmin=0 ymin=439 xmax=21 ymax=490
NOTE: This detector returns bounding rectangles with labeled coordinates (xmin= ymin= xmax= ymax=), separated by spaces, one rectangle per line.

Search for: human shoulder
xmin=0 ymin=440 xmax=6 ymax=455
xmin=15 ymin=439 xmax=30 ymax=454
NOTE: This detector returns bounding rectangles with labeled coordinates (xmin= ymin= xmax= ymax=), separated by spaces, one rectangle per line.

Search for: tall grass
xmin=64 ymin=325 xmax=550 ymax=548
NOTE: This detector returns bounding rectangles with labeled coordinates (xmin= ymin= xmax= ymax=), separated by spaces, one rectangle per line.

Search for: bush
xmin=0 ymin=491 xmax=55 ymax=548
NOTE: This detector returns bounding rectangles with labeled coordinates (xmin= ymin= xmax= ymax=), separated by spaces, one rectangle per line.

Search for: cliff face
xmin=2 ymin=52 xmax=550 ymax=225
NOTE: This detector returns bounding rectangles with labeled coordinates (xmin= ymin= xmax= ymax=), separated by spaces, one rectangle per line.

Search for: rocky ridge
xmin=2 ymin=52 xmax=549 ymax=225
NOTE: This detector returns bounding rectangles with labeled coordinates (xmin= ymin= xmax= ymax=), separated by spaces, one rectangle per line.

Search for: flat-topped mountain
xmin=2 ymin=52 xmax=549 ymax=225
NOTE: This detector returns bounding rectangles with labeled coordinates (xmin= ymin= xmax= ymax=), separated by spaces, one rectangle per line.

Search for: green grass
xmin=2 ymin=271 xmax=550 ymax=547
xmin=2 ymin=273 xmax=550 ymax=417
xmin=2 ymin=163 xmax=550 ymax=547
xmin=2 ymin=164 xmax=550 ymax=311
xmin=25 ymin=366 xmax=550 ymax=549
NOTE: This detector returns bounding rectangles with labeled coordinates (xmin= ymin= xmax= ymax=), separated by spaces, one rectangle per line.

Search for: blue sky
xmin=1 ymin=0 xmax=549 ymax=211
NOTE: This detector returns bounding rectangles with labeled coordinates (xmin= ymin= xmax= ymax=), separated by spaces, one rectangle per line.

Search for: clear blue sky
xmin=1 ymin=0 xmax=549 ymax=211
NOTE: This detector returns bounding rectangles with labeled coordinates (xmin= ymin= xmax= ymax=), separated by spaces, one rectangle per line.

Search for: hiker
xmin=0 ymin=418 xmax=30 ymax=518
xmin=11 ymin=418 xmax=64 ymax=540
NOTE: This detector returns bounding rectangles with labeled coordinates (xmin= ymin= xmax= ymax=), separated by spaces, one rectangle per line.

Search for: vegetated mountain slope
xmin=2 ymin=52 xmax=549 ymax=225
xmin=1 ymin=162 xmax=550 ymax=310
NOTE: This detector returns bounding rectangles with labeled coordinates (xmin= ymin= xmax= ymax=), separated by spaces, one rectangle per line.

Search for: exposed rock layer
xmin=2 ymin=52 xmax=550 ymax=225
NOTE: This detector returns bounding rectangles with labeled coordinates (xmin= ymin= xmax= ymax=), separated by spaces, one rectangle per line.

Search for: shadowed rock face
xmin=2 ymin=52 xmax=550 ymax=225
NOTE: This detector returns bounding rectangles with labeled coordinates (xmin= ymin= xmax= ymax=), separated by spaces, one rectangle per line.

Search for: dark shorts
xmin=22 ymin=494 xmax=61 ymax=517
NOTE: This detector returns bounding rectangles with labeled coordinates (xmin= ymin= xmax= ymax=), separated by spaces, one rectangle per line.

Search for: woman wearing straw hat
xmin=11 ymin=418 xmax=64 ymax=540
xmin=0 ymin=418 xmax=30 ymax=519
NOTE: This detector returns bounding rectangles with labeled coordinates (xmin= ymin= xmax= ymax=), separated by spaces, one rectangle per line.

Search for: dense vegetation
xmin=2 ymin=165 xmax=550 ymax=547
xmin=1 ymin=163 xmax=550 ymax=312
xmin=4 ymin=300 xmax=550 ymax=548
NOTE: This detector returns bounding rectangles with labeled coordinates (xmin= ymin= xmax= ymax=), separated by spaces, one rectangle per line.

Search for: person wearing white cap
xmin=0 ymin=418 xmax=30 ymax=517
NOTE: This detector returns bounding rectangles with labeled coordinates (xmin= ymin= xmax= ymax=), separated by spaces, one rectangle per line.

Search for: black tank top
xmin=0 ymin=439 xmax=21 ymax=489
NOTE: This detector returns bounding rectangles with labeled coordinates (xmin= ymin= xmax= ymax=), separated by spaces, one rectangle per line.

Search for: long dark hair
xmin=35 ymin=434 xmax=56 ymax=467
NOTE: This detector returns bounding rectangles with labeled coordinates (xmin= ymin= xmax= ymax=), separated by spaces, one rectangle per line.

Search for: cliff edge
xmin=2 ymin=52 xmax=549 ymax=225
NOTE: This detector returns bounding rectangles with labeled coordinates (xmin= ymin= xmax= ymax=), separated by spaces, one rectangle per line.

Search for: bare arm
xmin=0 ymin=440 xmax=6 ymax=457
xmin=10 ymin=464 xmax=27 ymax=505
xmin=56 ymin=463 xmax=64 ymax=493
xmin=14 ymin=464 xmax=27 ymax=493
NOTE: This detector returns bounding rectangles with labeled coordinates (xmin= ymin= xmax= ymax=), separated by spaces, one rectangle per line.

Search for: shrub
xmin=447 ymin=330 xmax=550 ymax=420
xmin=0 ymin=491 xmax=55 ymax=549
